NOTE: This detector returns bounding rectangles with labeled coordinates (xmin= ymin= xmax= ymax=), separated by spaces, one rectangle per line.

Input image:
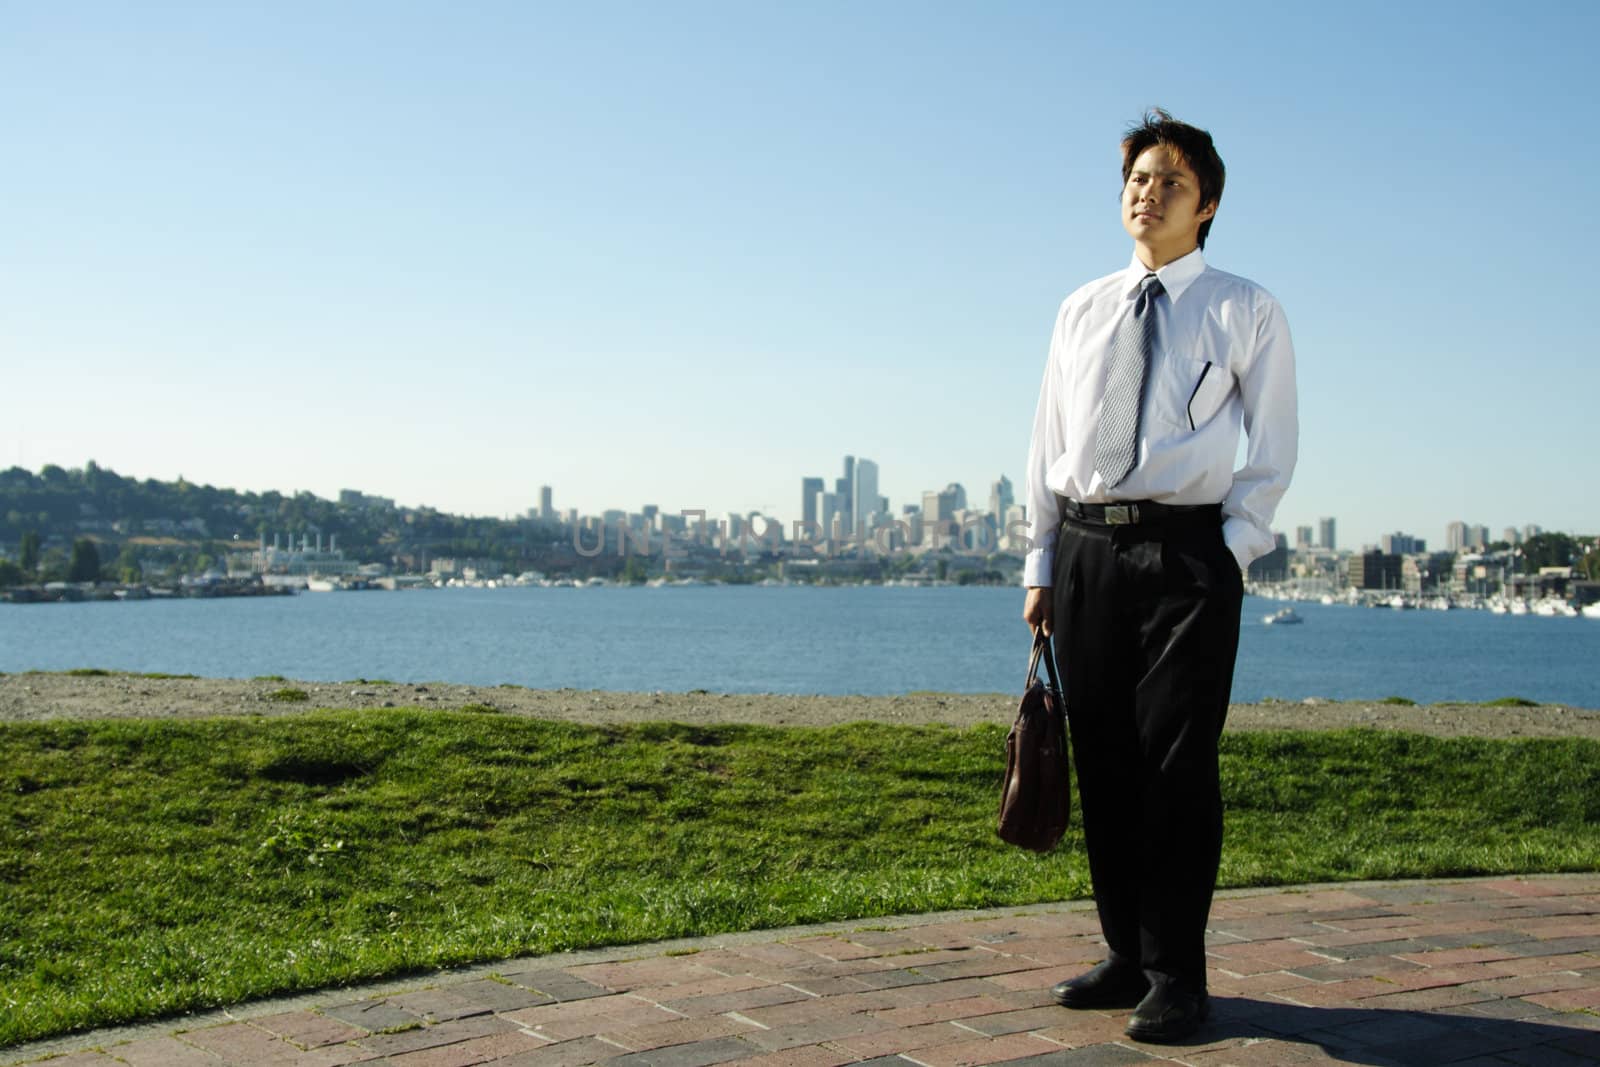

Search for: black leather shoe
xmin=1124 ymin=981 xmax=1209 ymax=1043
xmin=1051 ymin=959 xmax=1150 ymax=1009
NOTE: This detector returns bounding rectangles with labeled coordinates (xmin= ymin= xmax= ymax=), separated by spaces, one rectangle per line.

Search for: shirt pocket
xmin=1151 ymin=351 xmax=1233 ymax=432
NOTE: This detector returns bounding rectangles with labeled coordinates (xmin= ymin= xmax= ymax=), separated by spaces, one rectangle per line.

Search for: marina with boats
xmin=1249 ymin=583 xmax=1599 ymax=619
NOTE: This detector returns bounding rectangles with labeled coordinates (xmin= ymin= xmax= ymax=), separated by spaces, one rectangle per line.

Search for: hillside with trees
xmin=0 ymin=462 xmax=564 ymax=585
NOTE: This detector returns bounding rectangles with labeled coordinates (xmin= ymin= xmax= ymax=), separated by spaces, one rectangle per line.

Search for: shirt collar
xmin=1123 ymin=246 xmax=1206 ymax=304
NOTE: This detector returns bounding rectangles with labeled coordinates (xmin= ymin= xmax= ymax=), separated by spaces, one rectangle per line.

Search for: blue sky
xmin=3 ymin=2 xmax=1594 ymax=550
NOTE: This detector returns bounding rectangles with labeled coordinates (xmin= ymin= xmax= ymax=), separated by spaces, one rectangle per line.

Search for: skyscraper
xmin=990 ymin=476 xmax=1014 ymax=522
xmin=853 ymin=458 xmax=879 ymax=529
xmin=1446 ymin=520 xmax=1467 ymax=553
xmin=819 ymin=491 xmax=838 ymax=535
xmin=1295 ymin=525 xmax=1313 ymax=548
xmin=800 ymin=477 xmax=823 ymax=529
xmin=835 ymin=456 xmax=855 ymax=533
xmin=539 ymin=485 xmax=553 ymax=520
xmin=1318 ymin=516 xmax=1337 ymax=551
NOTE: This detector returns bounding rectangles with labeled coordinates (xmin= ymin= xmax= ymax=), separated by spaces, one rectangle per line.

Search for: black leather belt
xmin=1057 ymin=495 xmax=1222 ymax=527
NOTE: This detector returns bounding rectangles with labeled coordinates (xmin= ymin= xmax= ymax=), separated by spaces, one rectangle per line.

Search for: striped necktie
xmin=1094 ymin=272 xmax=1164 ymax=488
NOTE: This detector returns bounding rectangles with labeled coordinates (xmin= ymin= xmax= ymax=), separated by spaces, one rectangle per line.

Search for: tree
xmin=115 ymin=544 xmax=143 ymax=585
xmin=1521 ymin=533 xmax=1578 ymax=572
xmin=67 ymin=539 xmax=101 ymax=583
xmin=0 ymin=560 xmax=23 ymax=587
xmin=19 ymin=530 xmax=39 ymax=573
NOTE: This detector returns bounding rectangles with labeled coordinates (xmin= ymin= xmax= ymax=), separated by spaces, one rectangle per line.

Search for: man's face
xmin=1121 ymin=144 xmax=1216 ymax=254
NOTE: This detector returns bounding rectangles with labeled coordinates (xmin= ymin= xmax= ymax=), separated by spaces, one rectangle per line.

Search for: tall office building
xmin=1468 ymin=524 xmax=1490 ymax=551
xmin=1446 ymin=520 xmax=1468 ymax=553
xmin=1380 ymin=532 xmax=1425 ymax=555
xmin=1502 ymin=527 xmax=1521 ymax=546
xmin=539 ymin=485 xmax=553 ymax=520
xmin=1295 ymin=525 xmax=1314 ymax=548
xmin=1318 ymin=516 xmax=1337 ymax=551
xmin=835 ymin=456 xmax=855 ymax=533
xmin=800 ymin=477 xmax=824 ymax=528
xmin=1524 ymin=524 xmax=1542 ymax=542
xmin=989 ymin=476 xmax=1014 ymax=522
xmin=922 ymin=484 xmax=967 ymax=524
xmin=853 ymin=458 xmax=879 ymax=529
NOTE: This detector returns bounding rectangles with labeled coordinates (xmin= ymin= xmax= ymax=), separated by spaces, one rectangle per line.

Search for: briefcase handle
xmin=1026 ymin=628 xmax=1063 ymax=694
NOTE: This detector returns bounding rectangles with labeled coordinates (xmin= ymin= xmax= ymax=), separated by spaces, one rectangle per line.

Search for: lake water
xmin=2 ymin=586 xmax=1596 ymax=707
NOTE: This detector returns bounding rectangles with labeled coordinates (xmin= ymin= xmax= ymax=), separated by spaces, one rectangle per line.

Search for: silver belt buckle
xmin=1104 ymin=504 xmax=1138 ymax=525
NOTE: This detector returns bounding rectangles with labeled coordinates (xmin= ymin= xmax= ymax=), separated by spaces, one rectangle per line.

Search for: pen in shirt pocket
xmin=1186 ymin=361 xmax=1213 ymax=431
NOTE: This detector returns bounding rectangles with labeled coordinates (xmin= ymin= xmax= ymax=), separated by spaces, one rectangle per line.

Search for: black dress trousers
xmin=1050 ymin=510 xmax=1243 ymax=991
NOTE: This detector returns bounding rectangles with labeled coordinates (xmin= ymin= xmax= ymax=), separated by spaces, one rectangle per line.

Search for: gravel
xmin=2 ymin=672 xmax=1598 ymax=739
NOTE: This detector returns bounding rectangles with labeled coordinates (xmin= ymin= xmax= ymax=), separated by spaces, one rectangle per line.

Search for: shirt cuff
xmin=1222 ymin=516 xmax=1269 ymax=571
xmin=1023 ymin=549 xmax=1054 ymax=587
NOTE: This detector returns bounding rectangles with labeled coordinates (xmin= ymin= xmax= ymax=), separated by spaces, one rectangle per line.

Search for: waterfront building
xmin=230 ymin=531 xmax=360 ymax=579
xmin=1350 ymin=550 xmax=1403 ymax=590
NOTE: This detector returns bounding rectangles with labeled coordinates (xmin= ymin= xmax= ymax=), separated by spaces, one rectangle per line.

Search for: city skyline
xmin=4 ymin=5 xmax=1595 ymax=552
xmin=1 ymin=454 xmax=1581 ymax=559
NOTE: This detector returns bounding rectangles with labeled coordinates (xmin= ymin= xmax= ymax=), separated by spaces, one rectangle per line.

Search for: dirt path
xmin=3 ymin=672 xmax=1598 ymax=739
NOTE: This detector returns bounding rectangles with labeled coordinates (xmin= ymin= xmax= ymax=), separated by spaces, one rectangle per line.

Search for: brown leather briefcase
xmin=997 ymin=629 xmax=1071 ymax=852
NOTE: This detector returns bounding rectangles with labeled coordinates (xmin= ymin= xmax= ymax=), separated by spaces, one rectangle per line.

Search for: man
xmin=1021 ymin=109 xmax=1297 ymax=1042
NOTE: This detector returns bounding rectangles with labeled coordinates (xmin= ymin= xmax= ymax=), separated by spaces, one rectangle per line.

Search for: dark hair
xmin=1121 ymin=108 xmax=1225 ymax=248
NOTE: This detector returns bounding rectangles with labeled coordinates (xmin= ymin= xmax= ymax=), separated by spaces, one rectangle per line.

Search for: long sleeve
xmin=1022 ymin=306 xmax=1068 ymax=587
xmin=1221 ymin=295 xmax=1298 ymax=569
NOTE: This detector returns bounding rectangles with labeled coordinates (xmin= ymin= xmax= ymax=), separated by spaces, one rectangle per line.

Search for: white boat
xmin=1583 ymin=603 xmax=1600 ymax=619
xmin=1263 ymin=607 xmax=1303 ymax=625
xmin=305 ymin=578 xmax=339 ymax=592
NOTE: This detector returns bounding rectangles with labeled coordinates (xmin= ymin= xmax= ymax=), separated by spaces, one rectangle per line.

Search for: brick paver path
xmin=7 ymin=876 xmax=1600 ymax=1066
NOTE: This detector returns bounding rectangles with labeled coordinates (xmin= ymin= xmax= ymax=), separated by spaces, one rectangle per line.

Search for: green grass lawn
xmin=2 ymin=709 xmax=1598 ymax=1046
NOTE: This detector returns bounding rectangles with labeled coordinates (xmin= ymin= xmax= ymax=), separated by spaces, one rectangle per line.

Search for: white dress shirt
xmin=1023 ymin=247 xmax=1298 ymax=586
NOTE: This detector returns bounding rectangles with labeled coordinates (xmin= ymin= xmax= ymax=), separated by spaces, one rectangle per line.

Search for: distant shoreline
xmin=2 ymin=672 xmax=1598 ymax=739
